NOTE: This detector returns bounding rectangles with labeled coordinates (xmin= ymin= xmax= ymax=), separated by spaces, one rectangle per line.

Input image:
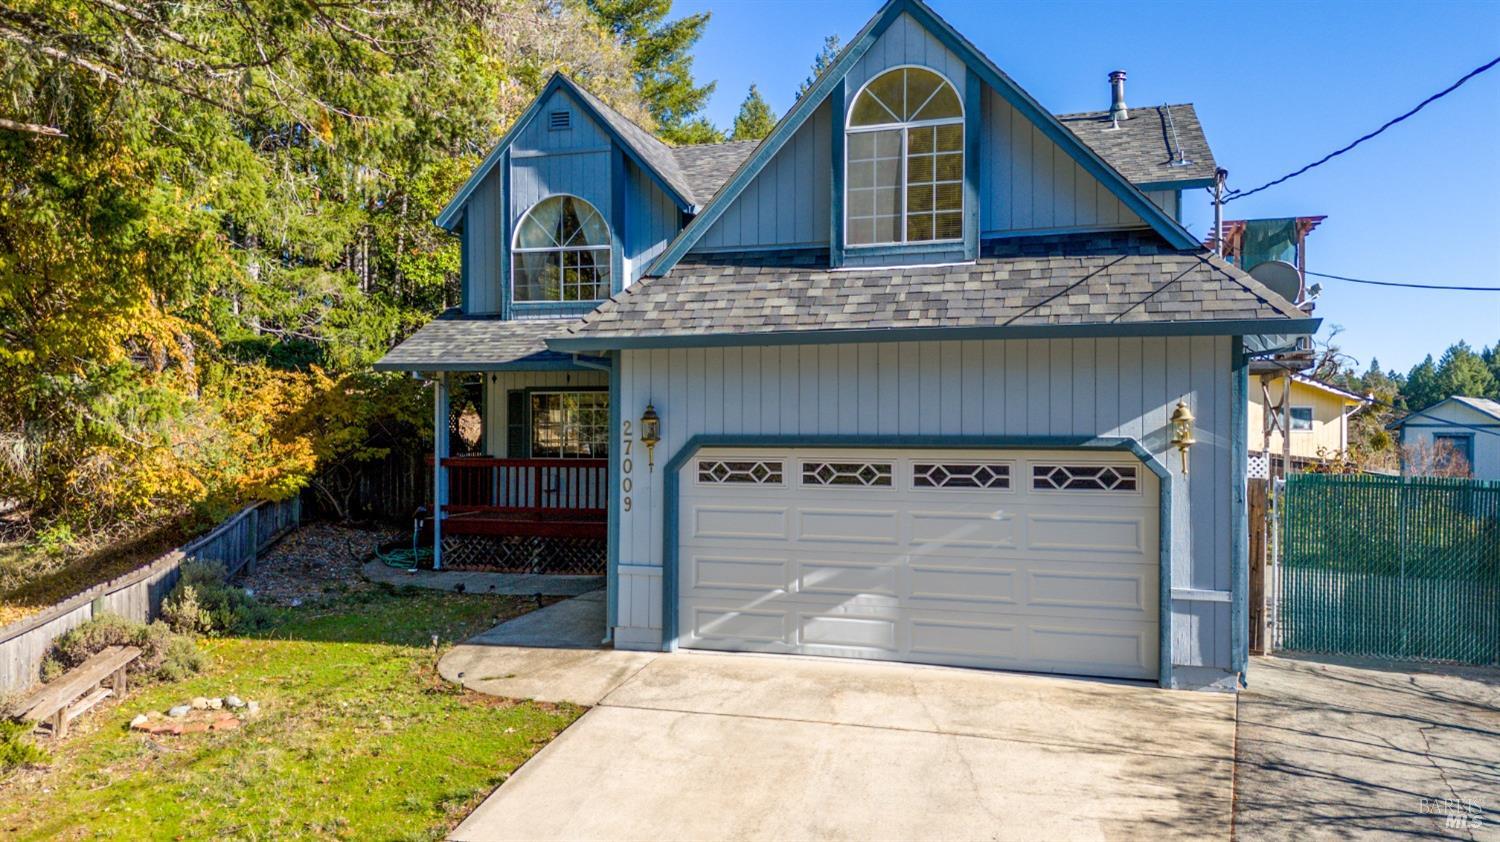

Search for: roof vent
xmin=1108 ymin=70 xmax=1128 ymax=125
xmin=548 ymin=110 xmax=571 ymax=131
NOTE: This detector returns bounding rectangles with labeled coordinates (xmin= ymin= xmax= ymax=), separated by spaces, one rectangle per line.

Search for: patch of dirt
xmin=236 ymin=523 xmax=398 ymax=605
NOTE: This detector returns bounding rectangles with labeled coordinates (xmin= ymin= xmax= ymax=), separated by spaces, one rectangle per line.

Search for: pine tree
xmin=797 ymin=35 xmax=842 ymax=101
xmin=1404 ymin=355 xmax=1441 ymax=411
xmin=1435 ymin=340 xmax=1498 ymax=400
xmin=1483 ymin=341 xmax=1500 ymax=397
xmin=586 ymin=0 xmax=724 ymax=144
xmin=731 ymin=84 xmax=777 ymax=140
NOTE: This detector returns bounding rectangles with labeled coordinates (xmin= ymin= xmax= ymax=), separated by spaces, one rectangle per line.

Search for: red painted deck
xmin=427 ymin=457 xmax=608 ymax=540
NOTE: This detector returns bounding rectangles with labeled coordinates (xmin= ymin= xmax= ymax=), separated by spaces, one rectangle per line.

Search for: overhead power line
xmin=1225 ymin=54 xmax=1500 ymax=203
xmin=1305 ymin=270 xmax=1500 ymax=293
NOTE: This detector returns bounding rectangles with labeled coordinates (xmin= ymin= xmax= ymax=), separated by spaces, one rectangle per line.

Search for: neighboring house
xmin=377 ymin=0 xmax=1316 ymax=690
xmin=1389 ymin=396 xmax=1500 ymax=480
xmin=1248 ymin=373 xmax=1370 ymax=474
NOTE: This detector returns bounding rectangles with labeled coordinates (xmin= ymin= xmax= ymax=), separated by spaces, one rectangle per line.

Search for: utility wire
xmin=1225 ymin=54 xmax=1500 ymax=203
xmin=1305 ymin=270 xmax=1500 ymax=293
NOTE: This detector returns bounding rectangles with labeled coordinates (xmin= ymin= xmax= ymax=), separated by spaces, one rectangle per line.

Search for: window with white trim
xmin=512 ymin=195 xmax=611 ymax=302
xmin=530 ymin=391 xmax=609 ymax=458
xmin=846 ymin=66 xmax=964 ymax=246
xmin=1289 ymin=406 xmax=1314 ymax=432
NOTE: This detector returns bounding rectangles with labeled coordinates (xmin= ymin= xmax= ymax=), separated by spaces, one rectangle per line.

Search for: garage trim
xmin=659 ymin=435 xmax=1174 ymax=688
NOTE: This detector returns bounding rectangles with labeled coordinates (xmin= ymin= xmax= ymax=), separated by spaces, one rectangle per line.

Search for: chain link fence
xmin=1278 ymin=474 xmax=1500 ymax=665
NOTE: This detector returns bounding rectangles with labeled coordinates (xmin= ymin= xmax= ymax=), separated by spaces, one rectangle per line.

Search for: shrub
xmin=0 ymin=720 xmax=49 ymax=772
xmin=161 ymin=583 xmax=213 ymax=636
xmin=43 ymin=614 xmax=203 ymax=683
xmin=162 ymin=561 xmax=269 ymax=635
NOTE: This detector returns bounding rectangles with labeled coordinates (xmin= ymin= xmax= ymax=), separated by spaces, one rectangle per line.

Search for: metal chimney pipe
xmin=1108 ymin=70 xmax=1128 ymax=124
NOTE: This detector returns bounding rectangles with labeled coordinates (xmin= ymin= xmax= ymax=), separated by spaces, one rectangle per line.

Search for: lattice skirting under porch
xmin=440 ymin=534 xmax=605 ymax=575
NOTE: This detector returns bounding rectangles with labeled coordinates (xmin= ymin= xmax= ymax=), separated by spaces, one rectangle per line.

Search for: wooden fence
xmin=0 ymin=497 xmax=301 ymax=695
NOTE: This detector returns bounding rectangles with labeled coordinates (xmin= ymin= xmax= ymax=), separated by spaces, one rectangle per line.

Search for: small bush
xmin=44 ymin=614 xmax=203 ymax=683
xmin=162 ymin=561 xmax=269 ymax=635
xmin=161 ymin=584 xmax=213 ymax=636
xmin=0 ymin=720 xmax=49 ymax=772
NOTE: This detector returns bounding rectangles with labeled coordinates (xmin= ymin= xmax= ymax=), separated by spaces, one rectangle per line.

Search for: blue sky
xmin=675 ymin=0 xmax=1500 ymax=375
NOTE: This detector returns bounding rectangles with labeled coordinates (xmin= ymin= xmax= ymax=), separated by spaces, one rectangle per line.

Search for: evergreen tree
xmin=586 ymin=0 xmax=724 ymax=144
xmin=1483 ymin=341 xmax=1500 ymax=396
xmin=797 ymin=35 xmax=843 ymax=100
xmin=1435 ymin=340 xmax=1498 ymax=400
xmin=731 ymin=84 xmax=777 ymax=140
xmin=1404 ymin=355 xmax=1441 ymax=411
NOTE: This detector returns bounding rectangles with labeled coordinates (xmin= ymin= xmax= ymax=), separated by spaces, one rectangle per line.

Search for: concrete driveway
xmin=448 ymin=637 xmax=1236 ymax=841
xmin=1234 ymin=655 xmax=1499 ymax=840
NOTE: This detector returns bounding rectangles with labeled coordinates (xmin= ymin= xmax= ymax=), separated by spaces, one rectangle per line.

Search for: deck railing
xmin=434 ymin=457 xmax=608 ymax=518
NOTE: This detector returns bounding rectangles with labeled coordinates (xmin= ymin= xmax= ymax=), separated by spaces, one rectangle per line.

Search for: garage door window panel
xmin=1031 ymin=464 xmax=1138 ymax=492
xmin=697 ymin=460 xmax=784 ymax=485
xmin=913 ymin=463 xmax=1012 ymax=490
xmin=801 ymin=461 xmax=893 ymax=487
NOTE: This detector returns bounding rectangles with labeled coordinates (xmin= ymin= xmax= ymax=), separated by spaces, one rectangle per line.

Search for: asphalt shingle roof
xmin=566 ymin=231 xmax=1308 ymax=342
xmin=1057 ymin=104 xmax=1217 ymax=187
xmin=374 ymin=313 xmax=576 ymax=371
xmin=670 ymin=140 xmax=760 ymax=204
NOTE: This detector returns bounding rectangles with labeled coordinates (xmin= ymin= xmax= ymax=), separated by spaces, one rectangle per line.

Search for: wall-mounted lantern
xmin=1170 ymin=398 xmax=1196 ymax=475
xmin=639 ymin=403 xmax=661 ymax=471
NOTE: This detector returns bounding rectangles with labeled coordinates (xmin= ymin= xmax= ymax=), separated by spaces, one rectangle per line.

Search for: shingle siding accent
xmin=566 ymin=231 xmax=1306 ymax=341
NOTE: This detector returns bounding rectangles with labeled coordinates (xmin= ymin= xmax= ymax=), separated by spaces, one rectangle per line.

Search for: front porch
xmin=372 ymin=315 xmax=613 ymax=576
xmin=429 ymin=456 xmax=608 ymax=574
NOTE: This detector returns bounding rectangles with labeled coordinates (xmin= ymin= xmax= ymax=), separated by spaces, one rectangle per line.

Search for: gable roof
xmin=642 ymin=0 xmax=1201 ymax=278
xmin=434 ymin=73 xmax=699 ymax=232
xmin=1287 ymin=374 xmax=1371 ymax=405
xmin=548 ymin=231 xmax=1317 ymax=351
xmin=1391 ymin=395 xmax=1500 ymax=429
xmin=1058 ymin=104 xmax=1216 ymax=189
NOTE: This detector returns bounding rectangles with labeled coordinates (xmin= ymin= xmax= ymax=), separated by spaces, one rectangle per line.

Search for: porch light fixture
xmin=639 ymin=403 xmax=661 ymax=471
xmin=1170 ymin=398 xmax=1196 ymax=475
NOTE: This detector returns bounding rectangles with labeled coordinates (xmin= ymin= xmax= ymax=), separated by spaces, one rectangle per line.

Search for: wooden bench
xmin=11 ymin=645 xmax=141 ymax=739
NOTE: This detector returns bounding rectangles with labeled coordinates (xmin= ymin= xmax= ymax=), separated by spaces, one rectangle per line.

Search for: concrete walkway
xmin=438 ymin=591 xmax=656 ymax=705
xmin=362 ymin=560 xmax=603 ymax=597
xmin=447 ymin=620 xmax=1236 ymax=841
xmin=1234 ymin=655 xmax=1499 ymax=840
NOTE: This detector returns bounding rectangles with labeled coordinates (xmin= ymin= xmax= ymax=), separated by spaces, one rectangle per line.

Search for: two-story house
xmin=377 ymin=0 xmax=1317 ymax=690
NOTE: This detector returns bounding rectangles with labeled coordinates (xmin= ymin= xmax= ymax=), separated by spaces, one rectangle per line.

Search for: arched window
xmin=846 ymin=67 xmax=964 ymax=246
xmin=512 ymin=195 xmax=611 ymax=302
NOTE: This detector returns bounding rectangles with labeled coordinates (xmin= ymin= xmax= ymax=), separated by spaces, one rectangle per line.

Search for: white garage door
xmin=677 ymin=448 xmax=1159 ymax=680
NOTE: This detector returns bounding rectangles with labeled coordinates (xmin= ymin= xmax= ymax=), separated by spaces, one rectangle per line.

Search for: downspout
xmin=573 ymin=353 xmax=616 ymax=646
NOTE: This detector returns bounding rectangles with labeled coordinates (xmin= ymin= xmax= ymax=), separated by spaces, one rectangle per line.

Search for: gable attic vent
xmin=548 ymin=110 xmax=571 ymax=131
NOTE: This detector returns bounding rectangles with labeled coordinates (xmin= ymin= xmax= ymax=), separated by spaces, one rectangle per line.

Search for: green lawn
xmin=0 ymin=587 xmax=581 ymax=841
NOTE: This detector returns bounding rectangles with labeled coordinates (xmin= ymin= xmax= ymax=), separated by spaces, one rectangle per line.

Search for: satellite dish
xmin=1249 ymin=260 xmax=1303 ymax=303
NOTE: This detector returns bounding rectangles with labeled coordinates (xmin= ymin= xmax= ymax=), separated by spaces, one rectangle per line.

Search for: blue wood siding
xmin=612 ymin=336 xmax=1235 ymax=675
xmin=511 ymin=88 xmax=611 ymax=154
xmin=845 ymin=11 xmax=965 ymax=94
xmin=624 ymin=159 xmax=680 ymax=283
xmin=980 ymin=86 xmax=1146 ymax=235
xmin=695 ymin=100 xmax=832 ymax=252
xmin=462 ymin=161 xmax=505 ymax=314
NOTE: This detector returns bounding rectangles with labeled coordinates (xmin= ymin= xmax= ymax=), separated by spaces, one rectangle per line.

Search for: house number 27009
xmin=620 ymin=420 xmax=634 ymax=511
